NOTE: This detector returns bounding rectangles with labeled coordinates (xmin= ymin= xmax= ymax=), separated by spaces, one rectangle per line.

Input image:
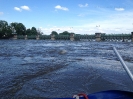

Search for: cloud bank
xmin=21 ymin=6 xmax=30 ymax=11
xmin=14 ymin=5 xmax=30 ymax=12
xmin=78 ymin=3 xmax=88 ymax=7
xmin=55 ymin=5 xmax=69 ymax=11
xmin=115 ymin=8 xmax=125 ymax=11
xmin=14 ymin=7 xmax=21 ymax=12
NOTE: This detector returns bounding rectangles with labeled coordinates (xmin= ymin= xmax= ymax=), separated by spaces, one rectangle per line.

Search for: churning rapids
xmin=0 ymin=40 xmax=133 ymax=98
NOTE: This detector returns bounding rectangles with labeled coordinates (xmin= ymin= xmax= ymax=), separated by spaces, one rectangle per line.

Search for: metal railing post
xmin=113 ymin=47 xmax=133 ymax=82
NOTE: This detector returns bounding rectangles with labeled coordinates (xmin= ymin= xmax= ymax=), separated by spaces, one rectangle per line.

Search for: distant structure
xmin=12 ymin=32 xmax=133 ymax=42
xmin=70 ymin=34 xmax=75 ymax=41
xmin=95 ymin=33 xmax=101 ymax=41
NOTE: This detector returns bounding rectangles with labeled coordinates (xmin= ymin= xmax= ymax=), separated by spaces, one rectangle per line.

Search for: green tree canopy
xmin=51 ymin=31 xmax=58 ymax=35
xmin=6 ymin=26 xmax=12 ymax=37
xmin=17 ymin=23 xmax=26 ymax=35
xmin=37 ymin=28 xmax=43 ymax=35
xmin=31 ymin=27 xmax=37 ymax=35
xmin=26 ymin=28 xmax=31 ymax=35
xmin=59 ymin=31 xmax=70 ymax=35
xmin=10 ymin=22 xmax=26 ymax=35
xmin=0 ymin=20 xmax=12 ymax=38
xmin=0 ymin=20 xmax=43 ymax=39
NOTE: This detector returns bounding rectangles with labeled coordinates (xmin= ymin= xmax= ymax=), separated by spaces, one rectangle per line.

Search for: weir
xmin=95 ymin=33 xmax=101 ymax=41
xmin=70 ymin=34 xmax=75 ymax=41
xmin=51 ymin=34 xmax=55 ymax=40
xmin=11 ymin=33 xmax=133 ymax=42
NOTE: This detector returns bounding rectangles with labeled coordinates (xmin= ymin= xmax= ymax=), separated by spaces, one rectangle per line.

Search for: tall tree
xmin=37 ymin=28 xmax=43 ymax=35
xmin=16 ymin=23 xmax=26 ymax=35
xmin=0 ymin=20 xmax=9 ymax=38
xmin=31 ymin=27 xmax=37 ymax=35
xmin=10 ymin=22 xmax=17 ymax=34
xmin=10 ymin=22 xmax=26 ymax=35
xmin=26 ymin=28 xmax=31 ymax=35
xmin=6 ymin=26 xmax=12 ymax=37
xmin=51 ymin=31 xmax=58 ymax=35
xmin=59 ymin=31 xmax=70 ymax=35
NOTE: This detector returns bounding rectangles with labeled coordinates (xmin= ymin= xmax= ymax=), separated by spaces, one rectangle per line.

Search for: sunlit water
xmin=0 ymin=40 xmax=133 ymax=98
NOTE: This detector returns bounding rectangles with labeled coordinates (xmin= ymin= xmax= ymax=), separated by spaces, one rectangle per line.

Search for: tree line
xmin=0 ymin=20 xmax=77 ymax=39
xmin=51 ymin=31 xmax=75 ymax=36
xmin=0 ymin=20 xmax=43 ymax=39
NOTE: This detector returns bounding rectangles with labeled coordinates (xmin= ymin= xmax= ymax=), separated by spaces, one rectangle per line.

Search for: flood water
xmin=0 ymin=40 xmax=133 ymax=98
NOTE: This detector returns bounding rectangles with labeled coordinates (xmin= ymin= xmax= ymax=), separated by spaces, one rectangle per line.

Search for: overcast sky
xmin=0 ymin=0 xmax=133 ymax=34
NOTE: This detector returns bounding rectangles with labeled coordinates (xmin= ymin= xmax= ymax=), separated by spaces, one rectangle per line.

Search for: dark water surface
xmin=0 ymin=40 xmax=133 ymax=98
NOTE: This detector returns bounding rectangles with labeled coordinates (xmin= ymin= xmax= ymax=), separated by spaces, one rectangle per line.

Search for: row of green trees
xmin=51 ymin=31 xmax=75 ymax=36
xmin=0 ymin=20 xmax=77 ymax=39
xmin=0 ymin=20 xmax=43 ymax=39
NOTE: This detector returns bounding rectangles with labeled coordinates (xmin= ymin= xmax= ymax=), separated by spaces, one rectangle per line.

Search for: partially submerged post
xmin=51 ymin=34 xmax=55 ymax=40
xmin=113 ymin=47 xmax=133 ymax=82
xmin=24 ymin=35 xmax=27 ymax=40
xmin=131 ymin=32 xmax=133 ymax=42
xmin=36 ymin=35 xmax=40 ymax=40
xmin=70 ymin=34 xmax=75 ymax=41
xmin=12 ymin=34 xmax=17 ymax=39
xmin=95 ymin=33 xmax=101 ymax=41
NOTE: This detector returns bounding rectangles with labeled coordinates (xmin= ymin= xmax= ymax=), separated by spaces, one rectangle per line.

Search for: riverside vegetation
xmin=0 ymin=20 xmax=76 ymax=39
